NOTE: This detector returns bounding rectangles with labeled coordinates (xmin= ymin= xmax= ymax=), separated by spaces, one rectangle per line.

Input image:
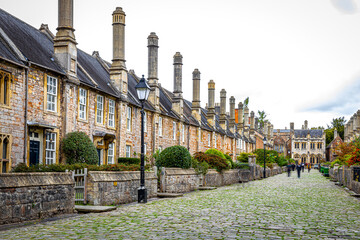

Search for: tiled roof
xmin=294 ymin=129 xmax=323 ymax=138
xmin=0 ymin=8 xmax=64 ymax=73
xmin=0 ymin=38 xmax=23 ymax=65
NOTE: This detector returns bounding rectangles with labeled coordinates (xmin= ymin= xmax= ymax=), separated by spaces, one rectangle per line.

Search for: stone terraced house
xmin=0 ymin=1 xmax=274 ymax=172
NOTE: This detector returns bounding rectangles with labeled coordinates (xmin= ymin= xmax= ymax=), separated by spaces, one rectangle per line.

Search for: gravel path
xmin=1 ymin=171 xmax=360 ymax=239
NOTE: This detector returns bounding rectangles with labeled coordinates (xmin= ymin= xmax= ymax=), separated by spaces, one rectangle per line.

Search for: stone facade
xmin=344 ymin=109 xmax=360 ymax=142
xmin=86 ymin=171 xmax=157 ymax=206
xmin=0 ymin=3 xmax=276 ymax=173
xmin=326 ymin=130 xmax=343 ymax=162
xmin=0 ymin=172 xmax=74 ymax=225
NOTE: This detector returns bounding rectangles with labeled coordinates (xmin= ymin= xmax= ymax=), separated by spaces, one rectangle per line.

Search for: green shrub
xmin=237 ymin=153 xmax=252 ymax=163
xmin=155 ymin=145 xmax=192 ymax=169
xmin=193 ymin=152 xmax=230 ymax=172
xmin=118 ymin=157 xmax=141 ymax=165
xmin=232 ymin=162 xmax=250 ymax=170
xmin=330 ymin=159 xmax=343 ymax=168
xmin=205 ymin=149 xmax=225 ymax=159
xmin=11 ymin=163 xmax=149 ymax=173
xmin=224 ymin=153 xmax=234 ymax=169
xmin=62 ymin=131 xmax=98 ymax=165
xmin=192 ymin=158 xmax=209 ymax=175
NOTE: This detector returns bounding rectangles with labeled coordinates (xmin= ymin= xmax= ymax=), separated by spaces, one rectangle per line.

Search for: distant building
xmin=326 ymin=129 xmax=343 ymax=162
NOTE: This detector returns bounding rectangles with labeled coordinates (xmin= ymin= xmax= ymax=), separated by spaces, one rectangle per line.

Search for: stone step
xmin=350 ymin=194 xmax=360 ymax=198
xmin=198 ymin=186 xmax=217 ymax=190
xmin=75 ymin=205 xmax=117 ymax=213
xmin=157 ymin=193 xmax=184 ymax=198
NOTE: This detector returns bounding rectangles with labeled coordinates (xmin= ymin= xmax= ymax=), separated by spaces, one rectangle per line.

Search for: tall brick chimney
xmin=229 ymin=96 xmax=235 ymax=131
xmin=207 ymin=80 xmax=216 ymax=127
xmin=304 ymin=120 xmax=308 ymax=130
xmin=110 ymin=7 xmax=127 ymax=97
xmin=238 ymin=102 xmax=244 ymax=131
xmin=54 ymin=0 xmax=78 ymax=83
xmin=250 ymin=111 xmax=255 ymax=136
xmin=244 ymin=106 xmax=249 ymax=127
xmin=191 ymin=69 xmax=201 ymax=122
xmin=172 ymin=52 xmax=183 ymax=117
xmin=147 ymin=32 xmax=160 ymax=111
xmin=219 ymin=89 xmax=227 ymax=130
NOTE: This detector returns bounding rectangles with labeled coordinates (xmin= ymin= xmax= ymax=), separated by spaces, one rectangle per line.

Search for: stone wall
xmin=87 ymin=171 xmax=157 ymax=205
xmin=160 ymin=168 xmax=199 ymax=193
xmin=0 ymin=172 xmax=74 ymax=225
xmin=330 ymin=166 xmax=360 ymax=194
xmin=204 ymin=169 xmax=241 ymax=187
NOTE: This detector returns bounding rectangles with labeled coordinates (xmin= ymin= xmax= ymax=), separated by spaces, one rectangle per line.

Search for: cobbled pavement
xmin=1 ymin=171 xmax=360 ymax=239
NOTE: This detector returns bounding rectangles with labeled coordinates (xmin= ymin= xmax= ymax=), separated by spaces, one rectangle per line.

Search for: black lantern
xmin=135 ymin=75 xmax=151 ymax=203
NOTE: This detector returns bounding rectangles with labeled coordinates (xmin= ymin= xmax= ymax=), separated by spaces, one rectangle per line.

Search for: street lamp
xmin=135 ymin=75 xmax=151 ymax=203
xmin=263 ymin=136 xmax=267 ymax=178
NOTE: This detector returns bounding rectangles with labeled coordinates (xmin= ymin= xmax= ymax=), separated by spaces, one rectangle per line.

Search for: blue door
xmin=30 ymin=140 xmax=40 ymax=166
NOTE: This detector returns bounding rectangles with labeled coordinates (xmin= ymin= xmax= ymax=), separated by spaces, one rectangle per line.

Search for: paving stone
xmin=1 ymin=171 xmax=360 ymax=239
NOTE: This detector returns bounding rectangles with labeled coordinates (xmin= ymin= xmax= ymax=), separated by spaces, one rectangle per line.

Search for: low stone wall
xmin=0 ymin=172 xmax=74 ymax=225
xmin=204 ymin=169 xmax=241 ymax=187
xmin=330 ymin=166 xmax=360 ymax=194
xmin=87 ymin=171 xmax=157 ymax=205
xmin=159 ymin=168 xmax=199 ymax=193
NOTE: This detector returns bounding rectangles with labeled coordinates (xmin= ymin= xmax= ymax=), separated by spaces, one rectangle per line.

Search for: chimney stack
xmin=219 ymin=89 xmax=227 ymax=129
xmin=250 ymin=111 xmax=255 ymax=135
xmin=147 ymin=32 xmax=160 ymax=111
xmin=244 ymin=106 xmax=249 ymax=126
xmin=207 ymin=80 xmax=216 ymax=126
xmin=229 ymin=96 xmax=235 ymax=131
xmin=54 ymin=0 xmax=78 ymax=83
xmin=238 ymin=102 xmax=244 ymax=130
xmin=110 ymin=7 xmax=127 ymax=97
xmin=191 ymin=69 xmax=201 ymax=122
xmin=304 ymin=120 xmax=308 ymax=130
xmin=255 ymin=117 xmax=259 ymax=131
xmin=172 ymin=52 xmax=183 ymax=117
xmin=290 ymin=122 xmax=294 ymax=131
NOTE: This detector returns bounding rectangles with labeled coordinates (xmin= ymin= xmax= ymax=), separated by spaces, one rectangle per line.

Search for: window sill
xmin=107 ymin=126 xmax=116 ymax=130
xmin=0 ymin=104 xmax=11 ymax=109
xmin=44 ymin=110 xmax=60 ymax=117
xmin=77 ymin=118 xmax=88 ymax=123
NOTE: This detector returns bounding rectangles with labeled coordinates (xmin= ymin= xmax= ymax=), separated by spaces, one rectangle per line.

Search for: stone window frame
xmin=45 ymin=132 xmax=56 ymax=165
xmin=107 ymin=142 xmax=115 ymax=164
xmin=96 ymin=95 xmax=104 ymax=125
xmin=172 ymin=121 xmax=177 ymax=140
xmin=158 ymin=116 xmax=163 ymax=137
xmin=126 ymin=106 xmax=132 ymax=132
xmin=78 ymin=88 xmax=88 ymax=121
xmin=108 ymin=99 xmax=116 ymax=128
xmin=0 ymin=133 xmax=11 ymax=173
xmin=301 ymin=143 xmax=306 ymax=149
xmin=317 ymin=142 xmax=322 ymax=149
xmin=125 ymin=144 xmax=131 ymax=158
xmin=0 ymin=70 xmax=11 ymax=107
xmin=45 ymin=75 xmax=58 ymax=112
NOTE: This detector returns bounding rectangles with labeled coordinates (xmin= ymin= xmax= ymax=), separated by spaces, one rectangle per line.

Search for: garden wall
xmin=87 ymin=171 xmax=158 ymax=205
xmin=330 ymin=166 xmax=360 ymax=194
xmin=0 ymin=172 xmax=74 ymax=225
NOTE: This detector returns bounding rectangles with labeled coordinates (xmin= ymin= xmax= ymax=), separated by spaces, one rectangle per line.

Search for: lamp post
xmin=263 ymin=136 xmax=267 ymax=178
xmin=135 ymin=75 xmax=151 ymax=203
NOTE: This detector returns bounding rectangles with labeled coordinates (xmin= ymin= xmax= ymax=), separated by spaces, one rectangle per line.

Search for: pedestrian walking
xmin=301 ymin=163 xmax=305 ymax=172
xmin=296 ymin=163 xmax=302 ymax=178
xmin=287 ymin=163 xmax=292 ymax=177
xmin=292 ymin=163 xmax=295 ymax=171
xmin=308 ymin=163 xmax=311 ymax=173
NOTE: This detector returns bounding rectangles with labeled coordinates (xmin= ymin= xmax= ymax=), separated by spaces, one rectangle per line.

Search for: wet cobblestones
xmin=1 ymin=171 xmax=360 ymax=239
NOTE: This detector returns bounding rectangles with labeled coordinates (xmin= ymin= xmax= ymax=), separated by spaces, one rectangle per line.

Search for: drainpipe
xmin=23 ymin=61 xmax=30 ymax=164
xmin=152 ymin=113 xmax=156 ymax=154
xmin=187 ymin=125 xmax=190 ymax=152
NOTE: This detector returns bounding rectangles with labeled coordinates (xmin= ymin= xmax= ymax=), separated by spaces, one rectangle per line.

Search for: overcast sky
xmin=1 ymin=0 xmax=360 ymax=129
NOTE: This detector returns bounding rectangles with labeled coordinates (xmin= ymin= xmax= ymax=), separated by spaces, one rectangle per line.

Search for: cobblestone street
xmin=1 ymin=171 xmax=360 ymax=239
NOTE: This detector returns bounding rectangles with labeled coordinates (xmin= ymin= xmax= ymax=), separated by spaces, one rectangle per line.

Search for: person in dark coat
xmin=287 ymin=163 xmax=292 ymax=177
xmin=296 ymin=163 xmax=302 ymax=178
xmin=292 ymin=164 xmax=295 ymax=171
xmin=301 ymin=163 xmax=305 ymax=172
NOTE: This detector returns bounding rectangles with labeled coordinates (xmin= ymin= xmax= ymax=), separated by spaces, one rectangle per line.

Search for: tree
xmin=62 ymin=131 xmax=98 ymax=165
xmin=329 ymin=117 xmax=346 ymax=140
xmin=257 ymin=110 xmax=267 ymax=125
xmin=244 ymin=97 xmax=249 ymax=108
xmin=311 ymin=126 xmax=324 ymax=130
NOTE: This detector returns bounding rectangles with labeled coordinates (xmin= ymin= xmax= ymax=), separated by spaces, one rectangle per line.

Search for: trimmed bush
xmin=237 ymin=153 xmax=253 ymax=163
xmin=224 ymin=153 xmax=234 ymax=169
xmin=191 ymin=158 xmax=209 ymax=175
xmin=205 ymin=149 xmax=225 ymax=159
xmin=11 ymin=163 xmax=150 ymax=173
xmin=155 ymin=145 xmax=192 ymax=169
xmin=118 ymin=157 xmax=141 ymax=165
xmin=193 ymin=152 xmax=230 ymax=172
xmin=62 ymin=131 xmax=98 ymax=165
xmin=232 ymin=162 xmax=250 ymax=170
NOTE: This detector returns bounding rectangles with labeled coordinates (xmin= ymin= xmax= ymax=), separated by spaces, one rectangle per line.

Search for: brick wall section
xmin=0 ymin=62 xmax=25 ymax=168
xmin=86 ymin=171 xmax=157 ymax=205
xmin=0 ymin=172 xmax=74 ymax=225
